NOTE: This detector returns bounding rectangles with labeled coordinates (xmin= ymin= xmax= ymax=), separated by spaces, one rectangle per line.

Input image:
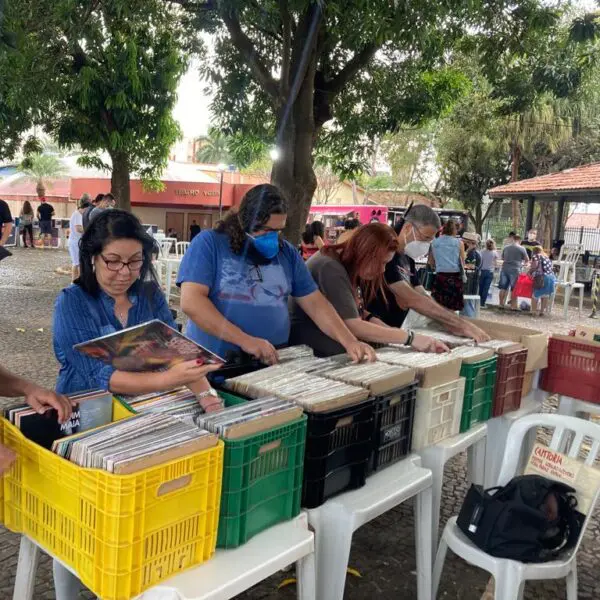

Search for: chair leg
xmin=13 ymin=536 xmax=39 ymax=600
xmin=313 ymin=510 xmax=354 ymax=600
xmin=578 ymin=288 xmax=584 ymax=317
xmin=467 ymin=435 xmax=486 ymax=486
xmin=432 ymin=532 xmax=448 ymax=599
xmin=563 ymin=285 xmax=571 ymax=320
xmin=423 ymin=457 xmax=444 ymax=552
xmin=296 ymin=551 xmax=317 ymax=600
xmin=414 ymin=486 xmax=433 ymax=600
xmin=566 ymin=560 xmax=578 ymax=600
xmin=494 ymin=571 xmax=523 ymax=600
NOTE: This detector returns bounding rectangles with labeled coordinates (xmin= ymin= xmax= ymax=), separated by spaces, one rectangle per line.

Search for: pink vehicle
xmin=308 ymin=204 xmax=389 ymax=243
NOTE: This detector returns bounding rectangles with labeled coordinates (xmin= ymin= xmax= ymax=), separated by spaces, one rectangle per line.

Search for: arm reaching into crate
xmin=0 ymin=365 xmax=73 ymax=473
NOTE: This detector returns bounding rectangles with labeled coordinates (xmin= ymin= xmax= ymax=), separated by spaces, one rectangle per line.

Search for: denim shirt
xmin=53 ymin=281 xmax=176 ymax=395
xmin=431 ymin=235 xmax=461 ymax=273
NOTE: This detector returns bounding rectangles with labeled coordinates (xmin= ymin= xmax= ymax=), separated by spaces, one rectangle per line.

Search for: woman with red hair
xmin=290 ymin=223 xmax=449 ymax=357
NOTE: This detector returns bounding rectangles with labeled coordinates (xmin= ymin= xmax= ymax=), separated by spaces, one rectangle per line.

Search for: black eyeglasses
xmin=100 ymin=255 xmax=144 ymax=272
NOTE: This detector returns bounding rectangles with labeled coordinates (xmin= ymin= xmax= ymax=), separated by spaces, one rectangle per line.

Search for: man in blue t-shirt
xmin=177 ymin=184 xmax=375 ymax=364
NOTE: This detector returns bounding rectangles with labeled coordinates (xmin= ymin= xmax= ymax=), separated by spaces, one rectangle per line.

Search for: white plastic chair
xmin=418 ymin=423 xmax=487 ymax=550
xmin=433 ymin=413 xmax=600 ymax=600
xmin=159 ymin=238 xmax=176 ymax=259
xmin=483 ymin=372 xmax=545 ymax=488
xmin=15 ymin=514 xmax=316 ymax=600
xmin=175 ymin=241 xmax=190 ymax=258
xmin=136 ymin=513 xmax=316 ymax=600
xmin=550 ymin=245 xmax=584 ymax=318
xmin=306 ymin=455 xmax=433 ymax=600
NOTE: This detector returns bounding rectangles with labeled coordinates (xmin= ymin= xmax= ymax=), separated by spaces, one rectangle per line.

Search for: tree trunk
xmin=474 ymin=202 xmax=483 ymax=236
xmin=110 ymin=151 xmax=131 ymax=212
xmin=271 ymin=57 xmax=318 ymax=244
xmin=510 ymin=143 xmax=521 ymax=231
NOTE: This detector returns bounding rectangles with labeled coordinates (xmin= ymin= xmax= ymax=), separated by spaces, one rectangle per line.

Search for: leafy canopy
xmin=184 ymin=0 xmax=562 ymax=177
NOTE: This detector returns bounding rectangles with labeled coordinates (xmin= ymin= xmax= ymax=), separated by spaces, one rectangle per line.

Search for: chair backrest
xmin=497 ymin=413 xmax=600 ymax=555
xmin=175 ymin=241 xmax=190 ymax=257
xmin=557 ymin=245 xmax=583 ymax=283
xmin=159 ymin=238 xmax=175 ymax=258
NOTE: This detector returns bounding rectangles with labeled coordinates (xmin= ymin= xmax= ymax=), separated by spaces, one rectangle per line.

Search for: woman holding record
xmin=52 ymin=210 xmax=222 ymax=600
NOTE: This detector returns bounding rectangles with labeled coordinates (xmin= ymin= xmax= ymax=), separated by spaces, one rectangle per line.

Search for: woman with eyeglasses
xmin=52 ymin=210 xmax=221 ymax=599
xmin=178 ymin=184 xmax=375 ymax=365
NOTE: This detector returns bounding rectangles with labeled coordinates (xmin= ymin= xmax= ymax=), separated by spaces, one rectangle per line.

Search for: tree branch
xmin=324 ymin=43 xmax=379 ymax=99
xmin=221 ymin=8 xmax=280 ymax=102
xmin=482 ymin=198 xmax=500 ymax=222
xmin=279 ymin=0 xmax=291 ymax=95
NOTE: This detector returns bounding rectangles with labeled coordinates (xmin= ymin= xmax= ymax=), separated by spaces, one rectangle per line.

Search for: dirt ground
xmin=0 ymin=247 xmax=598 ymax=599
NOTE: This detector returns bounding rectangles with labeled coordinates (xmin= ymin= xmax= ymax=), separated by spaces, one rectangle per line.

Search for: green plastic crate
xmin=217 ymin=415 xmax=307 ymax=548
xmin=459 ymin=357 xmax=497 ymax=432
xmin=220 ymin=390 xmax=249 ymax=407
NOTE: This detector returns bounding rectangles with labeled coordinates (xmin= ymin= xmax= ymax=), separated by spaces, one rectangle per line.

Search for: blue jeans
xmin=479 ymin=270 xmax=494 ymax=306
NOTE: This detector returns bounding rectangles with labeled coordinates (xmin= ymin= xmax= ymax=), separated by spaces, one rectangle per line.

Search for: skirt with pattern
xmin=432 ymin=272 xmax=465 ymax=311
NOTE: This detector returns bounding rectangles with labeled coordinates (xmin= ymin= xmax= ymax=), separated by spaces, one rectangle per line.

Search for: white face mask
xmin=403 ymin=227 xmax=430 ymax=259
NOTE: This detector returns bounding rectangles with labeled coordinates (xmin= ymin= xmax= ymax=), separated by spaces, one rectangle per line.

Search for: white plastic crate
xmin=411 ymin=377 xmax=465 ymax=451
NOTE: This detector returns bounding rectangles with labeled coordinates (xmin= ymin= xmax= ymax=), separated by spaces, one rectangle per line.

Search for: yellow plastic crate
xmin=112 ymin=397 xmax=136 ymax=421
xmin=1 ymin=418 xmax=224 ymax=600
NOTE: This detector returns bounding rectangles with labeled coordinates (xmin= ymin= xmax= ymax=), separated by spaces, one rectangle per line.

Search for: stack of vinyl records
xmin=5 ymin=389 xmax=113 ymax=450
xmin=276 ymin=345 xmax=315 ymax=362
xmin=400 ymin=329 xmax=474 ymax=348
xmin=225 ymin=364 xmax=369 ymax=412
xmin=449 ymin=346 xmax=494 ymax=363
xmin=117 ymin=387 xmax=202 ymax=419
xmin=376 ymin=348 xmax=462 ymax=388
xmin=479 ymin=339 xmax=521 ymax=351
xmin=322 ymin=361 xmax=416 ymax=396
xmin=52 ymin=412 xmax=217 ymax=474
xmin=196 ymin=397 xmax=303 ymax=439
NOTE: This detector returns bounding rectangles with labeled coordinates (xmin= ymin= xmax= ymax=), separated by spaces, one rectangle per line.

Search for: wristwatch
xmin=196 ymin=388 xmax=219 ymax=401
xmin=404 ymin=330 xmax=415 ymax=347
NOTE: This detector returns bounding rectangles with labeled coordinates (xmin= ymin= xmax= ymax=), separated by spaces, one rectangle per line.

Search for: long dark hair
xmin=216 ymin=184 xmax=288 ymax=255
xmin=22 ymin=200 xmax=33 ymax=215
xmin=76 ymin=209 xmax=159 ymax=297
xmin=302 ymin=221 xmax=325 ymax=245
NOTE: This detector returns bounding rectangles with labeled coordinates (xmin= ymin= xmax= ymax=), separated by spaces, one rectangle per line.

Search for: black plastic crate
xmin=368 ymin=382 xmax=417 ymax=473
xmin=208 ymin=358 xmax=267 ymax=391
xmin=302 ymin=460 xmax=369 ymax=509
xmin=301 ymin=399 xmax=374 ymax=508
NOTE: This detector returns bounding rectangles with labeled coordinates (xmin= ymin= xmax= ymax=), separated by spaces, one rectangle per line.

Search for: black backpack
xmin=457 ymin=474 xmax=584 ymax=563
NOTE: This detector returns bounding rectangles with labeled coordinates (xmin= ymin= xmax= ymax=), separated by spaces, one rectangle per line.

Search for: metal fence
xmin=564 ymin=227 xmax=600 ymax=254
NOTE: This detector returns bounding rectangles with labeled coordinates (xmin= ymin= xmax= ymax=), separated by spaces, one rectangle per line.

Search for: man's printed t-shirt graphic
xmin=177 ymin=230 xmax=317 ymax=358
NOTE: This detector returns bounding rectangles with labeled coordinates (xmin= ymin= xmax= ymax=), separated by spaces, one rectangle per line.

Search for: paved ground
xmin=0 ymin=247 xmax=598 ymax=600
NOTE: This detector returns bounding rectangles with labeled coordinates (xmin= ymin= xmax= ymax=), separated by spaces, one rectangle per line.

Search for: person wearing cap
xmin=463 ymin=232 xmax=482 ymax=271
xmin=68 ymin=196 xmax=91 ymax=282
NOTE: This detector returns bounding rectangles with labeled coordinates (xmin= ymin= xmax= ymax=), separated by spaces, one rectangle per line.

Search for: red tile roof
xmin=488 ymin=162 xmax=600 ymax=197
xmin=566 ymin=212 xmax=600 ymax=228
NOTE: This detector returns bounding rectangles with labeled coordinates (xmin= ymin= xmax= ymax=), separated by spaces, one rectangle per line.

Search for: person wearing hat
xmin=463 ymin=232 xmax=482 ymax=271
xmin=68 ymin=195 xmax=91 ymax=282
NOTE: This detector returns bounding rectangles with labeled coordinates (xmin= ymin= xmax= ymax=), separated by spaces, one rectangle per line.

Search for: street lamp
xmin=269 ymin=147 xmax=281 ymax=161
xmin=217 ymin=162 xmax=227 ymax=220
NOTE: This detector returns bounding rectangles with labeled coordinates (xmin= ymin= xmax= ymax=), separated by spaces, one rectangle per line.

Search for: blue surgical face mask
xmin=248 ymin=231 xmax=280 ymax=259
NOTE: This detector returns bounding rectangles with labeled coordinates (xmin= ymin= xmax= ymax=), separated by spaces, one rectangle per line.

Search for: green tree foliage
xmin=6 ymin=0 xmax=194 ymax=210
xmin=15 ymin=153 xmax=68 ymax=198
xmin=436 ymin=88 xmax=511 ymax=235
xmin=178 ymin=0 xmax=559 ymax=241
xmin=196 ymin=127 xmax=233 ymax=164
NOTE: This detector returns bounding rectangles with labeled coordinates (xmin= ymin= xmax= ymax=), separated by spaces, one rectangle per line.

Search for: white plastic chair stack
xmin=550 ymin=244 xmax=584 ymax=318
xmin=433 ymin=413 xmax=600 ymax=600
xmin=159 ymin=238 xmax=176 ymax=259
xmin=176 ymin=241 xmax=190 ymax=258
